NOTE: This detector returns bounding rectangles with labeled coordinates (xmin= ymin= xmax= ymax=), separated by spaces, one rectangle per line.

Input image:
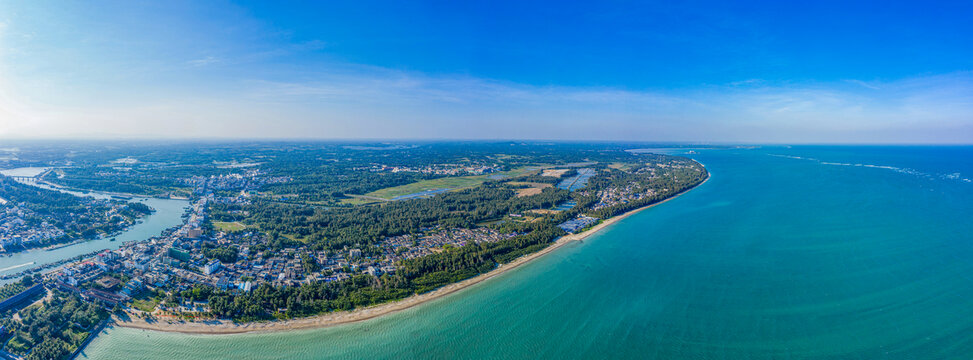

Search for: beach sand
xmin=114 ymin=175 xmax=708 ymax=335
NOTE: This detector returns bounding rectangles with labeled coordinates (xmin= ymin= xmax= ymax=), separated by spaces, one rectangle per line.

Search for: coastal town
xmin=0 ymin=142 xmax=708 ymax=359
xmin=38 ymin=164 xmax=696 ymax=314
xmin=45 ymin=195 xmax=523 ymax=316
xmin=0 ymin=176 xmax=152 ymax=253
xmin=0 ymin=205 xmax=65 ymax=250
xmin=43 ymin=191 xmax=582 ymax=316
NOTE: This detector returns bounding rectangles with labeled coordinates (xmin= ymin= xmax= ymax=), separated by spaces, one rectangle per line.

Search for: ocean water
xmin=80 ymin=146 xmax=973 ymax=359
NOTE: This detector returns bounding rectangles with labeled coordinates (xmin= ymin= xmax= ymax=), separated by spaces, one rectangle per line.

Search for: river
xmin=0 ymin=168 xmax=189 ymax=285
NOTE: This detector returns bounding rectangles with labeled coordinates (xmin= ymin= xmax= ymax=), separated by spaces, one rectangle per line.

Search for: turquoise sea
xmin=81 ymin=146 xmax=973 ymax=359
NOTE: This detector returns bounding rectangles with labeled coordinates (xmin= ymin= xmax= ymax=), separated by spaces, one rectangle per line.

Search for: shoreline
xmin=113 ymin=174 xmax=710 ymax=335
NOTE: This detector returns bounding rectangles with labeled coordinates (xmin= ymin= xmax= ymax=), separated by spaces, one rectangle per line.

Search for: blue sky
xmin=1 ymin=1 xmax=972 ymax=143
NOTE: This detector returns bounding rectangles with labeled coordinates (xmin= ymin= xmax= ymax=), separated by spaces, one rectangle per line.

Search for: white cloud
xmin=187 ymin=56 xmax=220 ymax=67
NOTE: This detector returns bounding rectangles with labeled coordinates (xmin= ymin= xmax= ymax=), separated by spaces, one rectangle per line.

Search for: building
xmin=203 ymin=260 xmax=221 ymax=275
xmin=366 ymin=266 xmax=379 ymax=276
xmin=168 ymin=247 xmax=191 ymax=262
xmin=186 ymin=228 xmax=203 ymax=239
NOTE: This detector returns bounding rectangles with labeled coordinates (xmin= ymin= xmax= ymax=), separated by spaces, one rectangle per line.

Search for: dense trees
xmin=182 ymin=222 xmax=567 ymax=321
xmin=0 ymin=276 xmax=35 ymax=302
xmin=263 ymin=169 xmax=435 ymax=203
xmin=211 ymin=183 xmax=571 ymax=251
xmin=204 ymin=245 xmax=239 ymax=263
xmin=0 ymin=177 xmax=92 ymax=214
xmin=1 ymin=291 xmax=108 ymax=360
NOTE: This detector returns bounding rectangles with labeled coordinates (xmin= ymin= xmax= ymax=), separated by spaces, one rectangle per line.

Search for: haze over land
xmin=1 ymin=2 xmax=972 ymax=359
xmin=1 ymin=1 xmax=972 ymax=143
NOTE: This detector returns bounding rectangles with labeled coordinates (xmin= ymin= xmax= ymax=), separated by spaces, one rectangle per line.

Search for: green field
xmin=339 ymin=195 xmax=386 ymax=206
xmin=212 ymin=221 xmax=247 ymax=232
xmin=608 ymin=162 xmax=635 ymax=171
xmin=364 ymin=167 xmax=539 ymax=200
xmin=132 ymin=297 xmax=160 ymax=313
xmin=281 ymin=233 xmax=308 ymax=243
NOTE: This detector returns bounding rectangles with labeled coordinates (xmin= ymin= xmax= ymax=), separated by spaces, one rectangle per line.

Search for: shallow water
xmin=81 ymin=146 xmax=973 ymax=359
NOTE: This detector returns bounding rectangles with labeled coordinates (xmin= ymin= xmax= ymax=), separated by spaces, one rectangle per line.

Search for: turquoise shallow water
xmin=81 ymin=146 xmax=973 ymax=359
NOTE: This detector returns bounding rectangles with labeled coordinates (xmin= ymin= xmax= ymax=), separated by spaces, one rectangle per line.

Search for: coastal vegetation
xmin=0 ymin=285 xmax=109 ymax=360
xmin=172 ymin=145 xmax=708 ymax=321
xmin=0 ymin=276 xmax=35 ymax=303
xmin=210 ymin=183 xmax=572 ymax=252
xmin=0 ymin=142 xmax=707 ymax=332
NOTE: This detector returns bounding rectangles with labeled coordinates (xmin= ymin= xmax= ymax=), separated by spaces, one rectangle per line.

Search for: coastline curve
xmin=112 ymin=169 xmax=711 ymax=335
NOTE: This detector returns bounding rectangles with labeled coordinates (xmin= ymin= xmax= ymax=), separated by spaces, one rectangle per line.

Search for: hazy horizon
xmin=2 ymin=137 xmax=972 ymax=147
xmin=2 ymin=1 xmax=972 ymax=144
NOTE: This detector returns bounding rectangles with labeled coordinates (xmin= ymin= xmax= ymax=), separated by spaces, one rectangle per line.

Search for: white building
xmin=203 ymin=260 xmax=221 ymax=275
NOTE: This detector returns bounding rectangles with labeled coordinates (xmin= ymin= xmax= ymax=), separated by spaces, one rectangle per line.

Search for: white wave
xmin=768 ymin=154 xmax=966 ymax=184
xmin=0 ymin=261 xmax=36 ymax=272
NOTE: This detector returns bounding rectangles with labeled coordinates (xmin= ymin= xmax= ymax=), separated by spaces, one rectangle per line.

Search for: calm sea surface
xmin=81 ymin=146 xmax=973 ymax=359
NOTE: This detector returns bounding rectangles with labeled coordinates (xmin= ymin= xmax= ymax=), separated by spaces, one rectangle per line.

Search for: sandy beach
xmin=114 ymin=175 xmax=709 ymax=335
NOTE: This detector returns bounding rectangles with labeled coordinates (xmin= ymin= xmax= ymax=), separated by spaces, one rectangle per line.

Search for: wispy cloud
xmin=235 ymin=69 xmax=973 ymax=143
xmin=187 ymin=56 xmax=220 ymax=67
xmin=844 ymin=79 xmax=881 ymax=90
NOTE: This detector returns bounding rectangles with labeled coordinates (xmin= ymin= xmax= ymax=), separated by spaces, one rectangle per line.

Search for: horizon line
xmin=0 ymin=137 xmax=970 ymax=147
